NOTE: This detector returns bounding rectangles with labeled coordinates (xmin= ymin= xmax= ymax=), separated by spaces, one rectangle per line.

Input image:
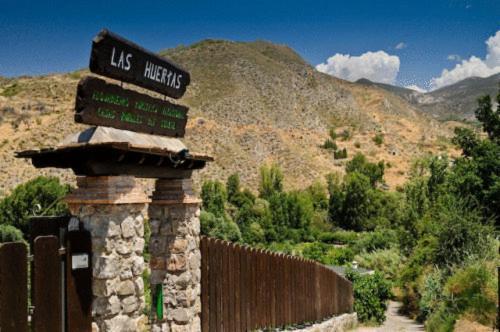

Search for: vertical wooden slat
xmin=215 ymin=240 xmax=223 ymax=331
xmin=239 ymin=245 xmax=247 ymax=332
xmin=224 ymin=244 xmax=235 ymax=332
xmin=200 ymin=237 xmax=209 ymax=332
xmin=233 ymin=244 xmax=241 ymax=332
xmin=66 ymin=230 xmax=92 ymax=332
xmin=208 ymin=238 xmax=217 ymax=332
xmin=34 ymin=236 xmax=62 ymax=332
xmin=0 ymin=242 xmax=28 ymax=332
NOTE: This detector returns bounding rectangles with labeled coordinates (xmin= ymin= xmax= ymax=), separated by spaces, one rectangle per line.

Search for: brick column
xmin=65 ymin=176 xmax=150 ymax=332
xmin=149 ymin=178 xmax=202 ymax=332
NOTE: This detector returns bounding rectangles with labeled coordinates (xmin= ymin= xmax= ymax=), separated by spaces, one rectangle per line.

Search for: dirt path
xmin=354 ymin=301 xmax=425 ymax=332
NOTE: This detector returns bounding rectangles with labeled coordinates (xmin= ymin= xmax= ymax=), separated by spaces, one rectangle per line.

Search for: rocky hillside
xmin=357 ymin=73 xmax=500 ymax=121
xmin=0 ymin=40 xmax=456 ymax=196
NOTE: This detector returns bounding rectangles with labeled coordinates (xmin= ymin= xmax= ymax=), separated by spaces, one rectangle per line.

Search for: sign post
xmin=75 ymin=76 xmax=188 ymax=137
xmin=89 ymin=29 xmax=190 ymax=99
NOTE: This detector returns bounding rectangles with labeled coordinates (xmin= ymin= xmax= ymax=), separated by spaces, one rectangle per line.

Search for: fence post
xmin=0 ymin=242 xmax=28 ymax=332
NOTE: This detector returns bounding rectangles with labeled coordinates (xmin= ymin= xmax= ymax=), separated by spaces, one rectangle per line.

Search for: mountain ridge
xmin=356 ymin=73 xmax=500 ymax=120
xmin=0 ymin=39 xmax=457 ymax=196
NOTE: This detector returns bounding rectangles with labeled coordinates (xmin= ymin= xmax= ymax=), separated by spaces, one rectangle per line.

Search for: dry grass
xmin=0 ymin=40 xmax=457 ymax=196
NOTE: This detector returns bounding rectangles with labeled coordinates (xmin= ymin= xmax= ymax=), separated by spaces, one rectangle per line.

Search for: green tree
xmin=346 ymin=152 xmax=385 ymax=187
xmin=258 ymin=164 xmax=284 ymax=199
xmin=201 ymin=180 xmax=227 ymax=217
xmin=0 ymin=176 xmax=70 ymax=236
xmin=226 ymin=173 xmax=240 ymax=203
xmin=475 ymin=92 xmax=500 ymax=142
xmin=334 ymin=172 xmax=372 ymax=231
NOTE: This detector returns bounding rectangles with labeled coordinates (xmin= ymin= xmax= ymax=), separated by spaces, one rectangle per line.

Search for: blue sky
xmin=0 ymin=0 xmax=499 ymax=90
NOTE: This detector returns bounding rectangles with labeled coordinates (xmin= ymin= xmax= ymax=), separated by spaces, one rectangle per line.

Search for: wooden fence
xmin=200 ymin=236 xmax=353 ymax=332
xmin=0 ymin=217 xmax=92 ymax=332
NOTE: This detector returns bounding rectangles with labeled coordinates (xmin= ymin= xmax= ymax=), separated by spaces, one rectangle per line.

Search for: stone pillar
xmin=149 ymin=178 xmax=202 ymax=332
xmin=65 ymin=176 xmax=150 ymax=332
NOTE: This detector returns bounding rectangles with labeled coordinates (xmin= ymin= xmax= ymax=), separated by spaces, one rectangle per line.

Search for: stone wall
xmin=149 ymin=179 xmax=202 ymax=332
xmin=279 ymin=313 xmax=358 ymax=332
xmin=67 ymin=176 xmax=150 ymax=332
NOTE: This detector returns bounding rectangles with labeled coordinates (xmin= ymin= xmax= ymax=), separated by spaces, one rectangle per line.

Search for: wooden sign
xmin=89 ymin=29 xmax=190 ymax=99
xmin=75 ymin=76 xmax=188 ymax=137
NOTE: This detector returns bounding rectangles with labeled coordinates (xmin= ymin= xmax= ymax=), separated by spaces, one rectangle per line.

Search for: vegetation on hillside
xmin=200 ymin=90 xmax=500 ymax=329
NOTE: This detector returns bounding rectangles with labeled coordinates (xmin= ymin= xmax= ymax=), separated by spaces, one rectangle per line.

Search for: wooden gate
xmin=0 ymin=217 xmax=92 ymax=332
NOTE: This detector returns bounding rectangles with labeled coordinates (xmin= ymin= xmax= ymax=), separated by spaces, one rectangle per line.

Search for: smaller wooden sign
xmin=89 ymin=29 xmax=190 ymax=99
xmin=75 ymin=76 xmax=188 ymax=137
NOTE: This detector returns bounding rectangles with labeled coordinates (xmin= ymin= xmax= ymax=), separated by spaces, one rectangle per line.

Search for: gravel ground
xmin=354 ymin=301 xmax=424 ymax=332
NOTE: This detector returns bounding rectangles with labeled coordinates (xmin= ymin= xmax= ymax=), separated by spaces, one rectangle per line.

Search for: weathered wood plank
xmin=66 ymin=230 xmax=92 ymax=332
xmin=200 ymin=237 xmax=209 ymax=332
xmin=75 ymin=76 xmax=188 ymax=137
xmin=33 ymin=236 xmax=62 ymax=332
xmin=0 ymin=242 xmax=28 ymax=332
xmin=89 ymin=29 xmax=190 ymax=99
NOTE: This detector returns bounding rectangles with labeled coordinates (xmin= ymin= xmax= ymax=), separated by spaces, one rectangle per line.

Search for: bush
xmin=352 ymin=229 xmax=398 ymax=253
xmin=320 ymin=230 xmax=359 ymax=244
xmin=201 ymin=180 xmax=227 ymax=217
xmin=373 ymin=133 xmax=384 ymax=146
xmin=340 ymin=129 xmax=351 ymax=141
xmin=325 ymin=247 xmax=354 ymax=265
xmin=334 ymin=148 xmax=348 ymax=159
xmin=321 ymin=138 xmax=337 ymax=150
xmin=0 ymin=176 xmax=70 ymax=237
xmin=346 ymin=270 xmax=391 ymax=324
xmin=355 ymin=248 xmax=402 ymax=280
xmin=444 ymin=262 xmax=497 ymax=325
xmin=0 ymin=224 xmax=24 ymax=243
xmin=346 ymin=152 xmax=385 ymax=187
xmin=328 ymin=127 xmax=338 ymax=140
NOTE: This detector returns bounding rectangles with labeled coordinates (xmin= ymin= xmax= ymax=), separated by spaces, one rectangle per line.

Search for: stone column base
xmin=149 ymin=179 xmax=202 ymax=332
xmin=66 ymin=176 xmax=150 ymax=332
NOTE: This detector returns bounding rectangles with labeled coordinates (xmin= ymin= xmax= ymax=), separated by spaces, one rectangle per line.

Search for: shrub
xmin=334 ymin=148 xmax=348 ymax=159
xmin=354 ymin=248 xmax=402 ymax=280
xmin=301 ymin=242 xmax=329 ymax=262
xmin=352 ymin=229 xmax=398 ymax=253
xmin=201 ymin=211 xmax=242 ymax=242
xmin=0 ymin=83 xmax=21 ymax=97
xmin=443 ymin=262 xmax=497 ymax=326
xmin=325 ymin=246 xmax=354 ymax=265
xmin=346 ymin=270 xmax=391 ymax=324
xmin=373 ymin=133 xmax=384 ymax=146
xmin=328 ymin=127 xmax=337 ymax=140
xmin=340 ymin=129 xmax=351 ymax=141
xmin=0 ymin=176 xmax=70 ymax=237
xmin=321 ymin=138 xmax=337 ymax=150
xmin=0 ymin=224 xmax=24 ymax=243
xmin=346 ymin=152 xmax=385 ymax=187
xmin=201 ymin=180 xmax=227 ymax=217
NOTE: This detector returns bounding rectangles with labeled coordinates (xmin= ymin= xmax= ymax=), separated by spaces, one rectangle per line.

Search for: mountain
xmin=0 ymin=40 xmax=455 ymax=196
xmin=420 ymin=73 xmax=500 ymax=120
xmin=356 ymin=74 xmax=500 ymax=121
xmin=355 ymin=78 xmax=422 ymax=103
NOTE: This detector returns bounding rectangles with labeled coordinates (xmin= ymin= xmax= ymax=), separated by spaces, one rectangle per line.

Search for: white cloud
xmin=431 ymin=30 xmax=500 ymax=90
xmin=447 ymin=54 xmax=462 ymax=62
xmin=316 ymin=51 xmax=400 ymax=84
xmin=405 ymin=84 xmax=427 ymax=93
xmin=395 ymin=42 xmax=407 ymax=50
